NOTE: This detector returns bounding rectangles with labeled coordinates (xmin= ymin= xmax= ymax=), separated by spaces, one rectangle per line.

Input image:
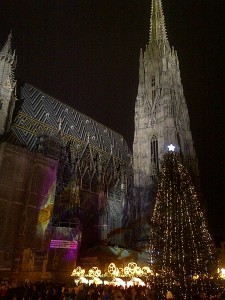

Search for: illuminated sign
xmin=50 ymin=240 xmax=77 ymax=249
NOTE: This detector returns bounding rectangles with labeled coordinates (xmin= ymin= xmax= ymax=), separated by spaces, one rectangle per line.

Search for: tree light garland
xmin=149 ymin=152 xmax=217 ymax=299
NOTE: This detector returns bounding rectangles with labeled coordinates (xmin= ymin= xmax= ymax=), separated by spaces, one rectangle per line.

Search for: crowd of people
xmin=0 ymin=281 xmax=225 ymax=300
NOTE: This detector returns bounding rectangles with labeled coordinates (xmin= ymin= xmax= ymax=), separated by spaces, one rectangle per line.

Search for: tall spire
xmin=0 ymin=32 xmax=17 ymax=135
xmin=0 ymin=32 xmax=13 ymax=59
xmin=149 ymin=0 xmax=168 ymax=44
xmin=0 ymin=33 xmax=16 ymax=87
xmin=133 ymin=0 xmax=199 ymax=252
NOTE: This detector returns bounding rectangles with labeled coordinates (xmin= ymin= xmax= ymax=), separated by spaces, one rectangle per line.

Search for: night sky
xmin=0 ymin=0 xmax=224 ymax=241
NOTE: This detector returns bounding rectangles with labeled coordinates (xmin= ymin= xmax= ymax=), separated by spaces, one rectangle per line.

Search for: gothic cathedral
xmin=0 ymin=0 xmax=201 ymax=282
xmin=133 ymin=0 xmax=199 ymax=246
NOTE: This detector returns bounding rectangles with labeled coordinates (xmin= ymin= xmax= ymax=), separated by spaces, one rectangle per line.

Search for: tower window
xmin=0 ymin=100 xmax=3 ymax=110
xmin=151 ymin=76 xmax=156 ymax=87
xmin=173 ymin=90 xmax=176 ymax=100
xmin=171 ymin=104 xmax=175 ymax=116
xmin=152 ymin=89 xmax=156 ymax=100
xmin=151 ymin=76 xmax=156 ymax=100
xmin=151 ymin=135 xmax=159 ymax=180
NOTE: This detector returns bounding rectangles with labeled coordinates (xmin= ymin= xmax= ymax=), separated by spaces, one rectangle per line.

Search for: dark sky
xmin=0 ymin=0 xmax=224 ymax=241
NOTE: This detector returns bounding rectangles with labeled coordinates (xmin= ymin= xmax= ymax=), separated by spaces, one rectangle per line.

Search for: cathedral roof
xmin=6 ymin=80 xmax=131 ymax=162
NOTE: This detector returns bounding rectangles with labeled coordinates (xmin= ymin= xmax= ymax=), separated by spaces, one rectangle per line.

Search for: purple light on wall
xmin=64 ymin=248 xmax=77 ymax=261
xmin=50 ymin=239 xmax=77 ymax=249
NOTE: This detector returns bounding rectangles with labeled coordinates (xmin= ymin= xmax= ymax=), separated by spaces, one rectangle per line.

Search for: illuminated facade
xmin=133 ymin=0 xmax=199 ymax=246
xmin=0 ymin=0 xmax=201 ymax=283
xmin=0 ymin=34 xmax=132 ymax=282
xmin=0 ymin=33 xmax=17 ymax=135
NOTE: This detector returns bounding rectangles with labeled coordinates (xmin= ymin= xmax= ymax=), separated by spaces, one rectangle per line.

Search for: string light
xmin=71 ymin=262 xmax=154 ymax=285
xmin=71 ymin=266 xmax=85 ymax=277
xmin=150 ymin=152 xmax=217 ymax=298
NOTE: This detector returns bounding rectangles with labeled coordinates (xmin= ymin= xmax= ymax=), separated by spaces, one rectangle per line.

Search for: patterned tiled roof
xmin=9 ymin=81 xmax=131 ymax=161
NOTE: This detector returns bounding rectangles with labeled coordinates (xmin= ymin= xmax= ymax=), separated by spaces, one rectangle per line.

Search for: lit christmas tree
xmin=149 ymin=147 xmax=217 ymax=299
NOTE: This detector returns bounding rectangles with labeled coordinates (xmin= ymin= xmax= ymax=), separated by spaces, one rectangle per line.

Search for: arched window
xmin=151 ymin=135 xmax=159 ymax=179
xmin=151 ymin=76 xmax=156 ymax=100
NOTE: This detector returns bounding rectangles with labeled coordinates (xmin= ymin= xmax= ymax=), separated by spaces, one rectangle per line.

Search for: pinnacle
xmin=0 ymin=33 xmax=17 ymax=87
xmin=149 ymin=0 xmax=168 ymax=45
xmin=0 ymin=32 xmax=13 ymax=58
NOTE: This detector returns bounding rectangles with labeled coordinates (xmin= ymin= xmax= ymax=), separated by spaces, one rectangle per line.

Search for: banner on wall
xmin=50 ymin=240 xmax=77 ymax=249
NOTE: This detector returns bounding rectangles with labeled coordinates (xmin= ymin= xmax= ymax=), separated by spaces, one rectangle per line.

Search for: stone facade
xmin=0 ymin=34 xmax=17 ymax=135
xmin=133 ymin=0 xmax=199 ymax=247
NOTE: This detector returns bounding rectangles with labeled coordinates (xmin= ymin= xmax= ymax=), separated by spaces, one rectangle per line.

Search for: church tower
xmin=0 ymin=33 xmax=17 ymax=135
xmin=133 ymin=0 xmax=199 ymax=244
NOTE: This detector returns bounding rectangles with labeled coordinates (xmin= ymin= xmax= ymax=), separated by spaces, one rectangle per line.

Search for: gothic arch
xmin=150 ymin=134 xmax=159 ymax=178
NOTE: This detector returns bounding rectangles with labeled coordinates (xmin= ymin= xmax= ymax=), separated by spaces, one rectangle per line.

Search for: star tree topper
xmin=167 ymin=144 xmax=175 ymax=152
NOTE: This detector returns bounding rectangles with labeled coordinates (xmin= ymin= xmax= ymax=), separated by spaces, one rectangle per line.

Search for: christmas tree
xmin=149 ymin=148 xmax=216 ymax=299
